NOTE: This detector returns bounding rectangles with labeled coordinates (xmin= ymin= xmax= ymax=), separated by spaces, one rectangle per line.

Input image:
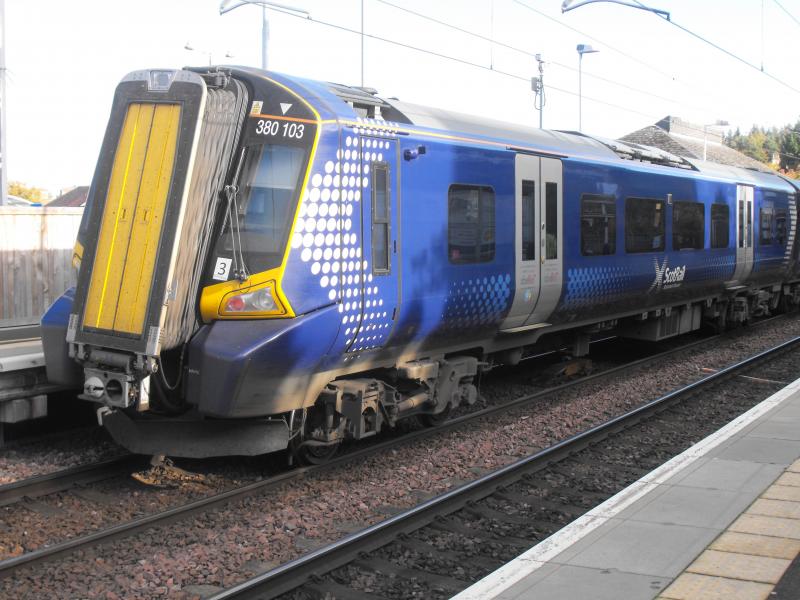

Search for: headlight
xmin=220 ymin=282 xmax=284 ymax=316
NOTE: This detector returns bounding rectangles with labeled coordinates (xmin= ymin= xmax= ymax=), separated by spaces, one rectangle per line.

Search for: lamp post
xmin=577 ymin=43 xmax=598 ymax=132
xmin=184 ymin=43 xmax=213 ymax=66
xmin=0 ymin=0 xmax=7 ymax=206
xmin=703 ymin=120 xmax=729 ymax=161
xmin=219 ymin=0 xmax=309 ymax=71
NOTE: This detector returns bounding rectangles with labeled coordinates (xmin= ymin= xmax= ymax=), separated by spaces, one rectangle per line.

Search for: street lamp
xmin=703 ymin=120 xmax=729 ymax=161
xmin=184 ymin=43 xmax=234 ymax=66
xmin=219 ymin=0 xmax=310 ymax=71
xmin=577 ymin=43 xmax=598 ymax=132
xmin=184 ymin=43 xmax=212 ymax=66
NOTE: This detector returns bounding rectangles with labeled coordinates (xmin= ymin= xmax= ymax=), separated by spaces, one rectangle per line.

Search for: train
xmin=41 ymin=66 xmax=800 ymax=461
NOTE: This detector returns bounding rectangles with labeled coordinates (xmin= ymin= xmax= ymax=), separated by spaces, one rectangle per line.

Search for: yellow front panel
xmin=83 ymin=102 xmax=180 ymax=335
xmin=113 ymin=104 xmax=180 ymax=334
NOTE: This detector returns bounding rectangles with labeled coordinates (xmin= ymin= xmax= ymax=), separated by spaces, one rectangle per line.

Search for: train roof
xmin=381 ymin=99 xmax=795 ymax=192
xmin=237 ymin=70 xmax=798 ymax=195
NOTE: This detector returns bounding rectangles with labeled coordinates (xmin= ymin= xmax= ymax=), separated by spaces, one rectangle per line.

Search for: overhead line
xmin=511 ymin=0 xmax=680 ymax=82
xmin=373 ymin=0 xmax=714 ymax=114
xmin=262 ymin=4 xmax=675 ymax=124
xmin=369 ymin=0 xmax=736 ymax=139
xmin=630 ymin=0 xmax=800 ymax=95
xmin=260 ymin=2 xmax=789 ymax=153
xmin=771 ymin=0 xmax=800 ymax=30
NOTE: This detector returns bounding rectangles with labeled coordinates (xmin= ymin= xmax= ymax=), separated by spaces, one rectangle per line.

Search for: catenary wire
xmin=366 ymin=1 xmax=762 ymax=141
xmin=260 ymin=4 xmax=671 ymax=123
xmin=772 ymin=0 xmax=800 ymax=30
xmin=256 ymin=4 xmax=798 ymax=163
xmin=629 ymin=0 xmax=800 ymax=95
xmin=372 ymin=0 xmax=716 ymax=115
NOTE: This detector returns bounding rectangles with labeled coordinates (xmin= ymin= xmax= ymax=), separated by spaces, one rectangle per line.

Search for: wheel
xmin=713 ymin=311 xmax=727 ymax=334
xmin=287 ymin=407 xmax=342 ymax=465
xmin=419 ymin=405 xmax=452 ymax=427
xmin=292 ymin=440 xmax=341 ymax=465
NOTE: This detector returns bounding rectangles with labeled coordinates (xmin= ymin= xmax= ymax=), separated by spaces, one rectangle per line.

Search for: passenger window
xmin=580 ymin=194 xmax=616 ymax=256
xmin=545 ymin=182 xmax=558 ymax=260
xmin=625 ymin=198 xmax=664 ymax=253
xmin=711 ymin=204 xmax=729 ymax=249
xmin=672 ymin=201 xmax=704 ymax=250
xmin=759 ymin=207 xmax=774 ymax=245
xmin=521 ymin=180 xmax=536 ymax=261
xmin=372 ymin=164 xmax=390 ymax=273
xmin=776 ymin=209 xmax=788 ymax=245
xmin=448 ymin=185 xmax=496 ymax=264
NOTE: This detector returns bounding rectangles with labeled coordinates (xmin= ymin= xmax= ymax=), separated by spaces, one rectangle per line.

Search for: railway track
xmin=206 ymin=335 xmax=800 ymax=600
xmin=0 ymin=454 xmax=140 ymax=507
xmin=0 ymin=318 xmax=792 ymax=584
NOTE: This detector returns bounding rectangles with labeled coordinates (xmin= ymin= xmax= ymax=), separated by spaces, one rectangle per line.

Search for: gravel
xmin=3 ymin=314 xmax=800 ymax=599
xmin=0 ymin=428 xmax=123 ymax=485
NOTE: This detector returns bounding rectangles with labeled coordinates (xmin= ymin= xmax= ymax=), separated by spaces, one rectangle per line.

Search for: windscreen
xmin=211 ymin=143 xmax=307 ymax=278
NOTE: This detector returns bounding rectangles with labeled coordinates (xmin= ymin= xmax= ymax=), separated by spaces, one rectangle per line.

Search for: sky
xmin=5 ymin=0 xmax=800 ymax=195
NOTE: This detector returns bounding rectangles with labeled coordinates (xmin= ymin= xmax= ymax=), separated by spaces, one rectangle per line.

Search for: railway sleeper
xmin=430 ymin=518 xmax=532 ymax=549
xmin=490 ymin=491 xmax=586 ymax=517
xmin=304 ymin=581 xmax=382 ymax=600
xmin=353 ymin=556 xmax=469 ymax=592
xmin=395 ymin=537 xmax=505 ymax=571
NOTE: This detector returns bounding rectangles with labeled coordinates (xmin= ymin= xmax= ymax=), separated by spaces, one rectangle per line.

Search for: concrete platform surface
xmin=0 ymin=338 xmax=44 ymax=371
xmin=452 ymin=376 xmax=800 ymax=600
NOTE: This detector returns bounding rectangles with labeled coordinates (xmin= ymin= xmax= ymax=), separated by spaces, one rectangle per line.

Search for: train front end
xmin=41 ymin=67 xmax=334 ymax=457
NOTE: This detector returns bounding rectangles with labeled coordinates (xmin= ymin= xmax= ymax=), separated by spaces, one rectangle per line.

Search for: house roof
xmin=620 ymin=117 xmax=768 ymax=172
xmin=48 ymin=186 xmax=89 ymax=207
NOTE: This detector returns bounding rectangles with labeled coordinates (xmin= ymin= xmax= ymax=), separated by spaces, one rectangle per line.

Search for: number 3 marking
xmin=212 ymin=257 xmax=232 ymax=281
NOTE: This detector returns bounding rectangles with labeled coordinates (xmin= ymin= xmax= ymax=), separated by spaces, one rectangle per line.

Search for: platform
xmin=0 ymin=338 xmax=44 ymax=372
xmin=453 ymin=376 xmax=800 ymax=600
xmin=0 ymin=337 xmax=48 ymax=428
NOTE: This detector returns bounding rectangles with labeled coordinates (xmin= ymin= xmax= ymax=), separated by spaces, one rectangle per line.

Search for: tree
xmin=8 ymin=181 xmax=46 ymax=203
xmin=722 ymin=122 xmax=800 ymax=176
xmin=779 ymin=120 xmax=800 ymax=171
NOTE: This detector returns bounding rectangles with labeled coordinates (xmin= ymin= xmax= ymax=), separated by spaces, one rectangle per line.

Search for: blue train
xmin=41 ymin=67 xmax=800 ymax=460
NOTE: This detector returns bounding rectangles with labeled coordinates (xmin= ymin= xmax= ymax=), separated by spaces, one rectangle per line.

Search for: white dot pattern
xmin=441 ymin=274 xmax=512 ymax=330
xmin=291 ymin=130 xmax=396 ymax=356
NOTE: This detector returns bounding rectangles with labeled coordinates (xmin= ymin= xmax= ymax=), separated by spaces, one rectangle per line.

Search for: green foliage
xmin=8 ymin=181 xmax=46 ymax=202
xmin=724 ymin=121 xmax=800 ymax=177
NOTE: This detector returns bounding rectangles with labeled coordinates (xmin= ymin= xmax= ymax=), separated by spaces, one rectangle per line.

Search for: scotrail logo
xmin=648 ymin=257 xmax=686 ymax=292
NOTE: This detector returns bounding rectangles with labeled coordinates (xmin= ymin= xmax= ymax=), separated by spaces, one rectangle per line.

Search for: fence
xmin=0 ymin=207 xmax=83 ymax=327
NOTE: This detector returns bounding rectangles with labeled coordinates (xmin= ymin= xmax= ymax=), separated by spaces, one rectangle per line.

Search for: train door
xmin=731 ymin=184 xmax=754 ymax=284
xmin=501 ymin=154 xmax=540 ymax=330
xmin=345 ymin=135 xmax=399 ymax=353
xmin=501 ymin=154 xmax=563 ymax=331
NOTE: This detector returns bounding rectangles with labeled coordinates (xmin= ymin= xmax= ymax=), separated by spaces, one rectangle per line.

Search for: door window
xmin=522 ymin=180 xmax=536 ymax=261
xmin=371 ymin=163 xmax=390 ymax=273
xmin=545 ymin=182 xmax=558 ymax=260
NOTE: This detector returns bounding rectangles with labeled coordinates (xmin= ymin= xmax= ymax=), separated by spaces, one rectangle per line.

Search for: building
xmin=48 ymin=185 xmax=89 ymax=207
xmin=620 ymin=116 xmax=768 ymax=171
